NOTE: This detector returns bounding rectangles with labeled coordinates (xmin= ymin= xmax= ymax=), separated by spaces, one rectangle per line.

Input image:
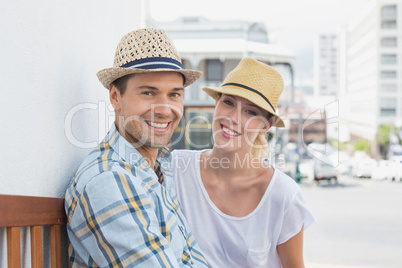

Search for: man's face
xmin=110 ymin=72 xmax=184 ymax=149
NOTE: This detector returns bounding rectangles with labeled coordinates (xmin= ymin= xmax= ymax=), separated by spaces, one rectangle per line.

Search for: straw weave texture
xmin=113 ymin=29 xmax=182 ymax=67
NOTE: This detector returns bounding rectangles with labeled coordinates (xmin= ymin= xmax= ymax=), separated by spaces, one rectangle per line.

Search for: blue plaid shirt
xmin=65 ymin=124 xmax=208 ymax=267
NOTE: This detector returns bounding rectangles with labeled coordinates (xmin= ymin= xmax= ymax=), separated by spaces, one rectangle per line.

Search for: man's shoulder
xmin=68 ymin=144 xmax=133 ymax=192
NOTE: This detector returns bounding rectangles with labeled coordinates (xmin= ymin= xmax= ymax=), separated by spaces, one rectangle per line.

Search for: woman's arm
xmin=277 ymin=227 xmax=305 ymax=268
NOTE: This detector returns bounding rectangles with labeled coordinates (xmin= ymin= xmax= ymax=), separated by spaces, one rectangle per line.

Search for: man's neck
xmin=136 ymin=146 xmax=159 ymax=170
xmin=114 ymin=122 xmax=159 ymax=169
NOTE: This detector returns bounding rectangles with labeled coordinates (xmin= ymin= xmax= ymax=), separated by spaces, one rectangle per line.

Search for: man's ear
xmin=109 ymin=85 xmax=121 ymax=111
xmin=215 ymin=94 xmax=221 ymax=105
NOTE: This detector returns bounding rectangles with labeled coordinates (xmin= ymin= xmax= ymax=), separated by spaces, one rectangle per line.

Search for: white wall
xmin=0 ymin=0 xmax=142 ymax=266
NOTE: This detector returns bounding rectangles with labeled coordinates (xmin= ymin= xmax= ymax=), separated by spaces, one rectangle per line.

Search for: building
xmin=152 ymin=16 xmax=296 ymax=150
xmin=339 ymin=0 xmax=402 ymax=157
xmin=314 ymin=34 xmax=338 ymax=97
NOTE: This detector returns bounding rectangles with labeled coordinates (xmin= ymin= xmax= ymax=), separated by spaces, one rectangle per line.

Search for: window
xmin=380 ymin=98 xmax=396 ymax=116
xmin=206 ymin=59 xmax=223 ymax=81
xmin=381 ymin=37 xmax=397 ymax=47
xmin=381 ymin=54 xmax=397 ymax=64
xmin=381 ymin=70 xmax=397 ymax=78
xmin=382 ymin=5 xmax=397 ymax=19
xmin=185 ymin=108 xmax=214 ymax=150
xmin=381 ymin=84 xmax=397 ymax=92
xmin=382 ymin=21 xmax=397 ymax=29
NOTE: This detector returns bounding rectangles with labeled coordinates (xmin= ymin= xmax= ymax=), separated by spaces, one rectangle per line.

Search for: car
xmin=305 ymin=143 xmax=339 ymax=184
xmin=313 ymin=157 xmax=338 ymax=184
xmin=371 ymin=160 xmax=391 ymax=181
xmin=352 ymin=158 xmax=377 ymax=178
xmin=387 ymin=156 xmax=402 ymax=182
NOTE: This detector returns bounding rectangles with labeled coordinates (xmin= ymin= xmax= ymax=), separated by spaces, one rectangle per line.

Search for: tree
xmin=378 ymin=124 xmax=391 ymax=147
xmin=354 ymin=138 xmax=371 ymax=152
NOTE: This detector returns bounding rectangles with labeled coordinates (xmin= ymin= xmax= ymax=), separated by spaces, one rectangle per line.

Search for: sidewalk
xmin=307 ymin=263 xmax=374 ymax=268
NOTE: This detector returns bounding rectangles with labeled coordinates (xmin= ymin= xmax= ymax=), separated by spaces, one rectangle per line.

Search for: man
xmin=65 ymin=28 xmax=208 ymax=267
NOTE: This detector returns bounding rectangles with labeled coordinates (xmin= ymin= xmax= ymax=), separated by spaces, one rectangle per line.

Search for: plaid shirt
xmin=65 ymin=124 xmax=208 ymax=267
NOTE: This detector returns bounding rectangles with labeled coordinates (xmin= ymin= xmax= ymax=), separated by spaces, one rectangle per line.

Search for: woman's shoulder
xmin=271 ymin=169 xmax=302 ymax=195
xmin=171 ymin=149 xmax=210 ymax=158
xmin=172 ymin=149 xmax=195 ymax=157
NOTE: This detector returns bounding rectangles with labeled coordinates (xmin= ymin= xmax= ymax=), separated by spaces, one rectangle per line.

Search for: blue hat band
xmin=120 ymin=57 xmax=183 ymax=70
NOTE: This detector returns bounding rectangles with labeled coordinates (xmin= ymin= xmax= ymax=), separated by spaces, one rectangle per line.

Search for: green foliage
xmin=354 ymin=139 xmax=371 ymax=152
xmin=378 ymin=124 xmax=391 ymax=146
xmin=267 ymin=132 xmax=274 ymax=142
xmin=329 ymin=138 xmax=346 ymax=151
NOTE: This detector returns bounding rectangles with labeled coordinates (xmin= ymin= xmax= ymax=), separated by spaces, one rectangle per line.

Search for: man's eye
xmin=223 ymin=100 xmax=234 ymax=106
xmin=171 ymin=93 xmax=181 ymax=97
xmin=142 ymin=91 xmax=153 ymax=96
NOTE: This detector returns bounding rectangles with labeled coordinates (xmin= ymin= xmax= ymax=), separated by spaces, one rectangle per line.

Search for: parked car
xmin=313 ymin=158 xmax=338 ymax=184
xmin=352 ymin=158 xmax=377 ymax=178
xmin=371 ymin=160 xmax=391 ymax=181
xmin=387 ymin=156 xmax=402 ymax=182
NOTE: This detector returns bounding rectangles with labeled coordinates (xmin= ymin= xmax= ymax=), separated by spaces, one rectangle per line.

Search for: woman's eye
xmin=246 ymin=110 xmax=258 ymax=116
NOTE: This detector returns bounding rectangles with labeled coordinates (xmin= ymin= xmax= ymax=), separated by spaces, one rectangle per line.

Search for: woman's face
xmin=213 ymin=94 xmax=272 ymax=152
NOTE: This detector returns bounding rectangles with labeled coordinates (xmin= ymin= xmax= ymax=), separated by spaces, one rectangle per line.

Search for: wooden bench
xmin=0 ymin=194 xmax=67 ymax=268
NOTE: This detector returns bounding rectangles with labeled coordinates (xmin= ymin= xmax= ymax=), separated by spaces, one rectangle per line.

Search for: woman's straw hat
xmin=202 ymin=57 xmax=285 ymax=128
xmin=97 ymin=28 xmax=202 ymax=89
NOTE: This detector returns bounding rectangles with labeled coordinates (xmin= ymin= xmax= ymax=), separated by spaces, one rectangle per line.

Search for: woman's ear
xmin=259 ymin=115 xmax=274 ymax=135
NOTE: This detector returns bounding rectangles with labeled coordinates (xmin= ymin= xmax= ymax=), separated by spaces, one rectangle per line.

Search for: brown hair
xmin=111 ymin=74 xmax=136 ymax=95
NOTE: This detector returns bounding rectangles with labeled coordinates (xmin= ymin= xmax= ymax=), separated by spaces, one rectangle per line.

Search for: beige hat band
xmin=222 ymin=82 xmax=276 ymax=112
xmin=120 ymin=57 xmax=183 ymax=70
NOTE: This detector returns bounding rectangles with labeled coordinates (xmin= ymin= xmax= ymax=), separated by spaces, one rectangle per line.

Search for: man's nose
xmin=152 ymin=97 xmax=174 ymax=118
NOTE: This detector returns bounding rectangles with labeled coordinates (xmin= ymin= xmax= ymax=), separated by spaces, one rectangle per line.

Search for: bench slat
xmin=7 ymin=226 xmax=21 ymax=268
xmin=31 ymin=226 xmax=43 ymax=268
xmin=50 ymin=225 xmax=62 ymax=268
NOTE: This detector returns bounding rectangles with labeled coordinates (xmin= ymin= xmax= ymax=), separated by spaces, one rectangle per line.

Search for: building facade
xmin=339 ymin=0 xmax=402 ymax=157
xmin=314 ymin=34 xmax=338 ymax=97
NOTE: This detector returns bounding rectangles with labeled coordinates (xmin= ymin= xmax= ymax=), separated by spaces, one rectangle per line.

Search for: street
xmin=300 ymin=175 xmax=402 ymax=268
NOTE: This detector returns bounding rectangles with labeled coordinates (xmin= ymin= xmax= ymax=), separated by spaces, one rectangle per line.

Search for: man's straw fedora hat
xmin=203 ymin=57 xmax=285 ymax=128
xmin=97 ymin=28 xmax=202 ymax=89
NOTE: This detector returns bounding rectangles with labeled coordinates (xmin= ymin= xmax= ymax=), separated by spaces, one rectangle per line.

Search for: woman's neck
xmin=204 ymin=147 xmax=265 ymax=178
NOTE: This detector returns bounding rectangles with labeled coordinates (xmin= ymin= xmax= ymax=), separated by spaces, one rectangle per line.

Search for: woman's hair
xmin=251 ymin=113 xmax=273 ymax=159
xmin=251 ymin=133 xmax=269 ymax=159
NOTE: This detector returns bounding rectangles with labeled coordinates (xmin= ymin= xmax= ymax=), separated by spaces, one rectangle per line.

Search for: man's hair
xmin=111 ymin=74 xmax=136 ymax=95
xmin=110 ymin=73 xmax=186 ymax=95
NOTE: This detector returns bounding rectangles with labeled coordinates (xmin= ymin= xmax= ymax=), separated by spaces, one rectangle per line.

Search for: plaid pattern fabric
xmin=65 ymin=124 xmax=208 ymax=267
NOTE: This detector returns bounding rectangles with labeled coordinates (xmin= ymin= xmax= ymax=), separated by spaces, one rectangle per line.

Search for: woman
xmin=172 ymin=58 xmax=316 ymax=267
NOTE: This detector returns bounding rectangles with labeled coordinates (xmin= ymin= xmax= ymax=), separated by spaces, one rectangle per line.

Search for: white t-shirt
xmin=171 ymin=150 xmax=316 ymax=268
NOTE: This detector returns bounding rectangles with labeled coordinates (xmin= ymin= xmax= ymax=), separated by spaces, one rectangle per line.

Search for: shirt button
xmin=190 ymin=261 xmax=194 ymax=265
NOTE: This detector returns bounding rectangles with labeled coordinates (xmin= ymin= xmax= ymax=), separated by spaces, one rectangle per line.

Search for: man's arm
xmin=67 ymin=171 xmax=180 ymax=267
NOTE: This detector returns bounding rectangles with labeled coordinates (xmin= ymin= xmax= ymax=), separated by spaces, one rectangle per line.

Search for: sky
xmin=149 ymin=0 xmax=370 ymax=86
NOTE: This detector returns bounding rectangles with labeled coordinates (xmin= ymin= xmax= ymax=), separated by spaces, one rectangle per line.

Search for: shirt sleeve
xmin=278 ymin=189 xmax=317 ymax=245
xmin=68 ymin=171 xmax=180 ymax=268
